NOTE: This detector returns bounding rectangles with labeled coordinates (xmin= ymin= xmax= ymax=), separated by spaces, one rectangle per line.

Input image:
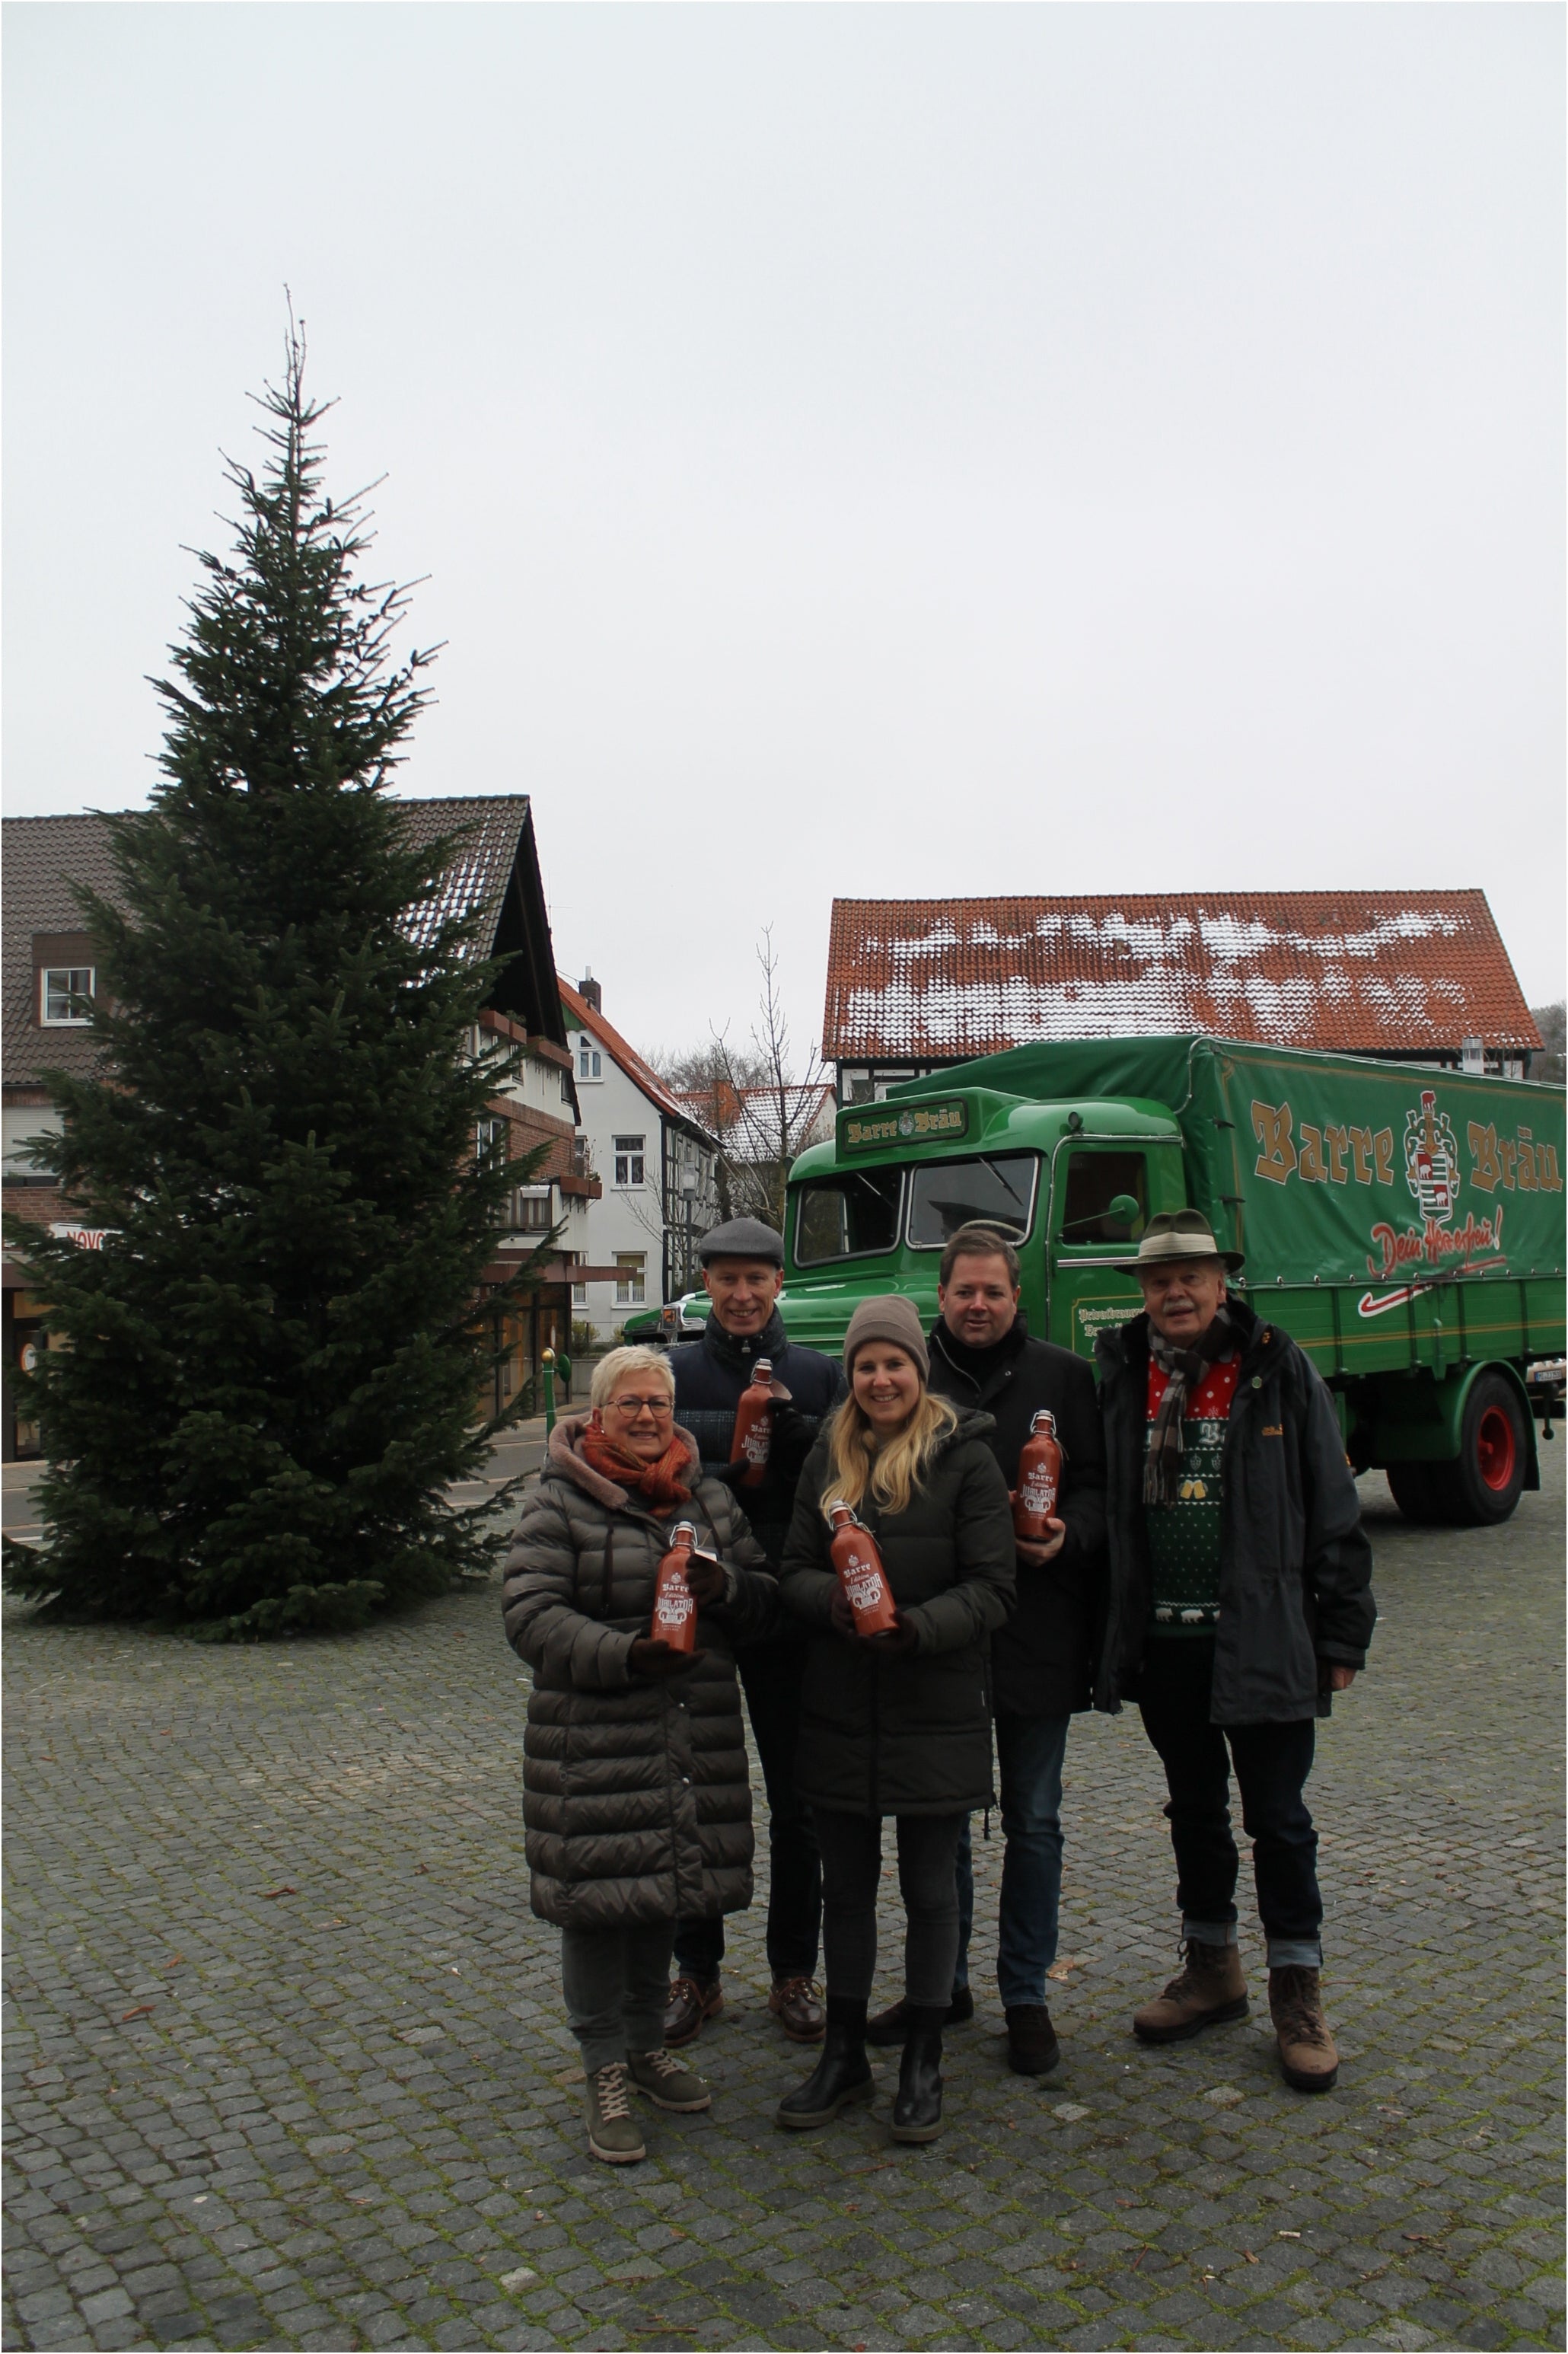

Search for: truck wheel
xmin=1439 ymin=1373 xmax=1528 ymax=1527
xmin=1386 ymin=1460 xmax=1448 ymax=1524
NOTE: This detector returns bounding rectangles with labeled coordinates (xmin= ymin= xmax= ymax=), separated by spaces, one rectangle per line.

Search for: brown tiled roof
xmin=559 ymin=978 xmax=715 ymax=1139
xmin=823 ymin=892 xmax=1541 ymax=1063
xmin=674 ymin=1082 xmax=836 ymax=1162
xmin=3 ymin=796 xmax=554 ymax=1090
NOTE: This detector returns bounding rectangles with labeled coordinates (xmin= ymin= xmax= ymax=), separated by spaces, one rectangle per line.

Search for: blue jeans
xmin=954 ymin=1711 xmax=1070 ymax=2009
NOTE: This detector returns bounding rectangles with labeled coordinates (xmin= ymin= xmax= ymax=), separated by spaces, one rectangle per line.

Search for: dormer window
xmin=576 ymin=1034 xmax=603 ymax=1081
xmin=41 ymin=967 xmax=94 ymax=1026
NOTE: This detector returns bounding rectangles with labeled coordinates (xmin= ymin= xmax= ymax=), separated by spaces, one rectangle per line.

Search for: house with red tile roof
xmin=559 ymin=974 xmax=720 ymax=1337
xmin=822 ymin=891 xmax=1542 ymax=1105
xmin=3 ymin=798 xmax=610 ymax=1453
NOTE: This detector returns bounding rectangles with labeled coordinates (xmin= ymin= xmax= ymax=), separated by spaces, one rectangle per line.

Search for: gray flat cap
xmin=698 ymin=1217 xmax=786 ymax=1268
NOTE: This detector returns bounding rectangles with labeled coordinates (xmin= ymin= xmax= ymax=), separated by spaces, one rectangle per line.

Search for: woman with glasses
xmin=502 ymin=1344 xmax=777 ymax=2164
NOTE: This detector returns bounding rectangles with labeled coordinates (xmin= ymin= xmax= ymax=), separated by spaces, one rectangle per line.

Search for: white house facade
xmin=559 ymin=974 xmax=720 ymax=1342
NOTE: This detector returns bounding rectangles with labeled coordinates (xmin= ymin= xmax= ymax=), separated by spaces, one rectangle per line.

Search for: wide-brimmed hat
xmin=1114 ymin=1209 xmax=1244 ymax=1275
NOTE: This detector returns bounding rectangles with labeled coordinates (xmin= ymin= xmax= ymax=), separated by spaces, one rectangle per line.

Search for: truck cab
xmin=776 ymin=1085 xmax=1189 ymax=1358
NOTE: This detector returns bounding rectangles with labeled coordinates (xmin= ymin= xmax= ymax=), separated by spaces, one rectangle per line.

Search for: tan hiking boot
xmin=1269 ymin=1966 xmax=1340 ymax=2092
xmin=1133 ymin=1939 xmax=1248 ymax=2043
xmin=628 ymin=2047 xmax=712 ymax=2113
xmin=585 ymin=2062 xmax=647 ymax=2164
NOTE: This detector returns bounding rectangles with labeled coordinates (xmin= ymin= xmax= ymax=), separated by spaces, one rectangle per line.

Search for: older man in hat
xmin=1095 ymin=1210 xmax=1375 ymax=2092
xmin=663 ymin=1217 xmax=846 ymax=2048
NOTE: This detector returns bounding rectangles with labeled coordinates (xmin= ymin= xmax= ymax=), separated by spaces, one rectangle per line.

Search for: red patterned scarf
xmin=577 ymin=1418 xmax=694 ymax=1514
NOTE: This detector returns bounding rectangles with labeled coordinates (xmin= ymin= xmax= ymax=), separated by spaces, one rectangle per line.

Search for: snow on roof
xmin=823 ymin=892 xmax=1540 ymax=1061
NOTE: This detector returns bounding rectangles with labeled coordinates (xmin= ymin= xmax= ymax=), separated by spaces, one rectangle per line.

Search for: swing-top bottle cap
xmin=669 ymin=1519 xmax=697 ymax=1545
xmin=1030 ymin=1409 xmax=1058 ymax=1434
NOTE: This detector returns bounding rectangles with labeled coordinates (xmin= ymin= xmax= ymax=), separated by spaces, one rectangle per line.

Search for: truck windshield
xmin=907 ymin=1153 xmax=1038 ymax=1249
xmin=795 ymin=1166 xmax=904 ymax=1264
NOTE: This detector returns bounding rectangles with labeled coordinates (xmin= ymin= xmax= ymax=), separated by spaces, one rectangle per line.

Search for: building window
xmin=613 ymin=1134 xmax=645 ymax=1188
xmin=513 ymin=1186 xmax=554 ymax=1230
xmin=615 ymin=1252 xmax=646 ymax=1305
xmin=40 ymin=968 xmax=94 ymax=1026
xmin=476 ymin=1115 xmax=508 ymax=1169
xmin=577 ymin=1035 xmax=603 ymax=1081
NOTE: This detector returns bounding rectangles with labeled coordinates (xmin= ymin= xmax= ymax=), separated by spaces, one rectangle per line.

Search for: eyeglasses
xmin=606 ymin=1395 xmax=674 ymax=1420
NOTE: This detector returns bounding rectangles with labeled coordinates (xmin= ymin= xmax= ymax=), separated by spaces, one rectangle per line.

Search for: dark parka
xmin=502 ymin=1417 xmax=779 ymax=1929
xmin=1095 ymin=1298 xmax=1375 ymax=1725
xmin=926 ymin=1317 xmax=1107 ymax=1718
xmin=778 ymin=1409 xmax=1016 ymax=1816
xmin=668 ymin=1308 xmax=846 ymax=1568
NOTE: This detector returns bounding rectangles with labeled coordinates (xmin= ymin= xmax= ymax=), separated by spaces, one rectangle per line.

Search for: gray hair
xmin=589 ymin=1344 xmax=677 ymax=1413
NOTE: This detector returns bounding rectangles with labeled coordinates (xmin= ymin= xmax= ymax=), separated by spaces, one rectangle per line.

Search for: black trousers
xmin=673 ymin=1639 xmax=822 ymax=1982
xmin=814 ymin=1807 xmax=967 ymax=2009
xmin=1136 ymin=1637 xmax=1324 ymax=1966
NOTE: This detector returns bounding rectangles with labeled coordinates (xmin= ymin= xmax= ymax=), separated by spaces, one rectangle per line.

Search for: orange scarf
xmin=578 ymin=1419 xmax=694 ymax=1514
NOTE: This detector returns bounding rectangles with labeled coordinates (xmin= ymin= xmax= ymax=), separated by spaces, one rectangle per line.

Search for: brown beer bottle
xmin=1013 ymin=1409 xmax=1063 ymax=1540
xmin=651 ymin=1519 xmax=700 ymax=1654
xmin=826 ymin=1501 xmax=900 ymax=1637
xmin=729 ymin=1357 xmax=773 ymax=1488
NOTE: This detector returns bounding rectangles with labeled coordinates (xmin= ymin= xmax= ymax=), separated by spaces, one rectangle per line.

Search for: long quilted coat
xmin=502 ymin=1416 xmax=778 ymax=1928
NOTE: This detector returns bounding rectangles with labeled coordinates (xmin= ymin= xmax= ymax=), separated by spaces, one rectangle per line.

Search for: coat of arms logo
xmin=1404 ymin=1089 xmax=1460 ymax=1226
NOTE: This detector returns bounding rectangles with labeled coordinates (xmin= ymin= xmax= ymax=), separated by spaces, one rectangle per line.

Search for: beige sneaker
xmin=585 ymin=2062 xmax=647 ymax=2163
xmin=628 ymin=2046 xmax=712 ymax=2113
xmin=1133 ymin=1939 xmax=1249 ymax=2043
xmin=1269 ymin=1966 xmax=1340 ymax=2093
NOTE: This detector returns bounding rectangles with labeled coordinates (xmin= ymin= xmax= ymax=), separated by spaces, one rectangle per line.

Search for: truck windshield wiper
xmin=978 ymin=1156 xmax=1026 ymax=1210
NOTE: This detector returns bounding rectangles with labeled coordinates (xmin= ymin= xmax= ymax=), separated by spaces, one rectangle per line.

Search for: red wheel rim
xmin=1476 ymin=1405 xmax=1517 ymax=1491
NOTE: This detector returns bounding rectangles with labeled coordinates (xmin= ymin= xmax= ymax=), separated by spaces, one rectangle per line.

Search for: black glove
xmin=766 ymin=1403 xmax=817 ymax=1485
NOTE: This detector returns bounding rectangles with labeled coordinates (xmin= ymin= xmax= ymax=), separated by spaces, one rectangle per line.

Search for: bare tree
xmin=655 ymin=931 xmax=832 ymax=1234
xmin=1531 ymin=1001 xmax=1565 ymax=1084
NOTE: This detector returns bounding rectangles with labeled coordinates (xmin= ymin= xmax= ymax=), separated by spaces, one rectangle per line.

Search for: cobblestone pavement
xmin=4 ymin=1440 xmax=1563 ymax=2354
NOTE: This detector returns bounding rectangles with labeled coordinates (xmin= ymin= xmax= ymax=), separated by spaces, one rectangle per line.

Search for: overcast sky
xmin=5 ymin=4 xmax=1563 ymax=1064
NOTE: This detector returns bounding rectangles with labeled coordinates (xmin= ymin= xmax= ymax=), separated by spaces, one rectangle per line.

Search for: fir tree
xmin=4 ymin=329 xmax=547 ymax=1637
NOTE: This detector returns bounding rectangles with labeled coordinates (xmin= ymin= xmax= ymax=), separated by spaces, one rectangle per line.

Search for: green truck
xmin=741 ymin=1035 xmax=1563 ymax=1529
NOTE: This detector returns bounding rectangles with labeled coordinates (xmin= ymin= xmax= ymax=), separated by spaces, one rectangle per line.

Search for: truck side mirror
xmin=1107 ymin=1194 xmax=1143 ymax=1233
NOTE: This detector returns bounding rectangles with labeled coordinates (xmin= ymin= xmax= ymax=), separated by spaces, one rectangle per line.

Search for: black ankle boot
xmin=775 ymin=1997 xmax=874 ymax=2131
xmin=891 ymin=2004 xmax=945 ymax=2144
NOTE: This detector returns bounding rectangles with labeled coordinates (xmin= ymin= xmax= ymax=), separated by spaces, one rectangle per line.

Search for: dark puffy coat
xmin=927 ymin=1316 xmax=1107 ymax=1718
xmin=778 ymin=1408 xmax=1016 ymax=1816
xmin=1095 ymin=1299 xmax=1375 ymax=1725
xmin=502 ymin=1417 xmax=778 ymax=1928
xmin=669 ymin=1308 xmax=846 ymax=1569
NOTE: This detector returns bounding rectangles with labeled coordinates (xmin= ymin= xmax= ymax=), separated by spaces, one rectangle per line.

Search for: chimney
xmin=578 ymin=965 xmax=602 ymax=1015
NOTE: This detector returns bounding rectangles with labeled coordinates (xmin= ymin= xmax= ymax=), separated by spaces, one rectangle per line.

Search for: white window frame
xmin=576 ymin=1035 xmax=603 ymax=1082
xmin=40 ymin=967 xmax=94 ymax=1027
xmin=613 ymin=1134 xmax=646 ymax=1188
xmin=614 ymin=1252 xmax=647 ymax=1305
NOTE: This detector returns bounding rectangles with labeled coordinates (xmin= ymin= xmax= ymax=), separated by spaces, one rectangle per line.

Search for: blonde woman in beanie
xmin=774 ymin=1295 xmax=1015 ymax=2143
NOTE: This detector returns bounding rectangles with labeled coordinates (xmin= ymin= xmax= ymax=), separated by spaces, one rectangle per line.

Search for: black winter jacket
xmin=502 ymin=1418 xmax=779 ymax=1928
xmin=927 ymin=1317 xmax=1107 ymax=1719
xmin=778 ymin=1409 xmax=1016 ymax=1816
xmin=669 ymin=1309 xmax=846 ymax=1569
xmin=1095 ymin=1300 xmax=1375 ymax=1725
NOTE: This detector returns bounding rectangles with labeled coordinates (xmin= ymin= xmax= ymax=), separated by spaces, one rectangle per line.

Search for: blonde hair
xmin=589 ymin=1345 xmax=676 ymax=1413
xmin=824 ymin=1388 xmax=958 ymax=1521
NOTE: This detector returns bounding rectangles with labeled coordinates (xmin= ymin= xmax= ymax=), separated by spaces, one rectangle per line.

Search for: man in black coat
xmin=865 ymin=1219 xmax=1107 ymax=2078
xmin=664 ymin=1217 xmax=846 ymax=2048
xmin=1095 ymin=1210 xmax=1375 ymax=2094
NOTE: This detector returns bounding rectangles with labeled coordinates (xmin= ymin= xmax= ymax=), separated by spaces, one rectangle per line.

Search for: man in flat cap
xmin=1095 ymin=1210 xmax=1375 ymax=2093
xmin=663 ymin=1218 xmax=846 ymax=2048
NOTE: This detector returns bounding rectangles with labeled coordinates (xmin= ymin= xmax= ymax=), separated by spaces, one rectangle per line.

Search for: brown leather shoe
xmin=1005 ymin=2002 xmax=1060 ymax=2075
xmin=768 ymin=1976 xmax=826 ymax=2042
xmin=1133 ymin=1940 xmax=1248 ymax=2043
xmin=662 ymin=1974 xmax=722 ymax=2048
xmin=1269 ymin=1966 xmax=1339 ymax=2092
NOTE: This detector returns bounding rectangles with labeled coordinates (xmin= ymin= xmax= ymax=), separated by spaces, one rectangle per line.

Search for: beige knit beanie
xmin=841 ymin=1294 xmax=930 ymax=1382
